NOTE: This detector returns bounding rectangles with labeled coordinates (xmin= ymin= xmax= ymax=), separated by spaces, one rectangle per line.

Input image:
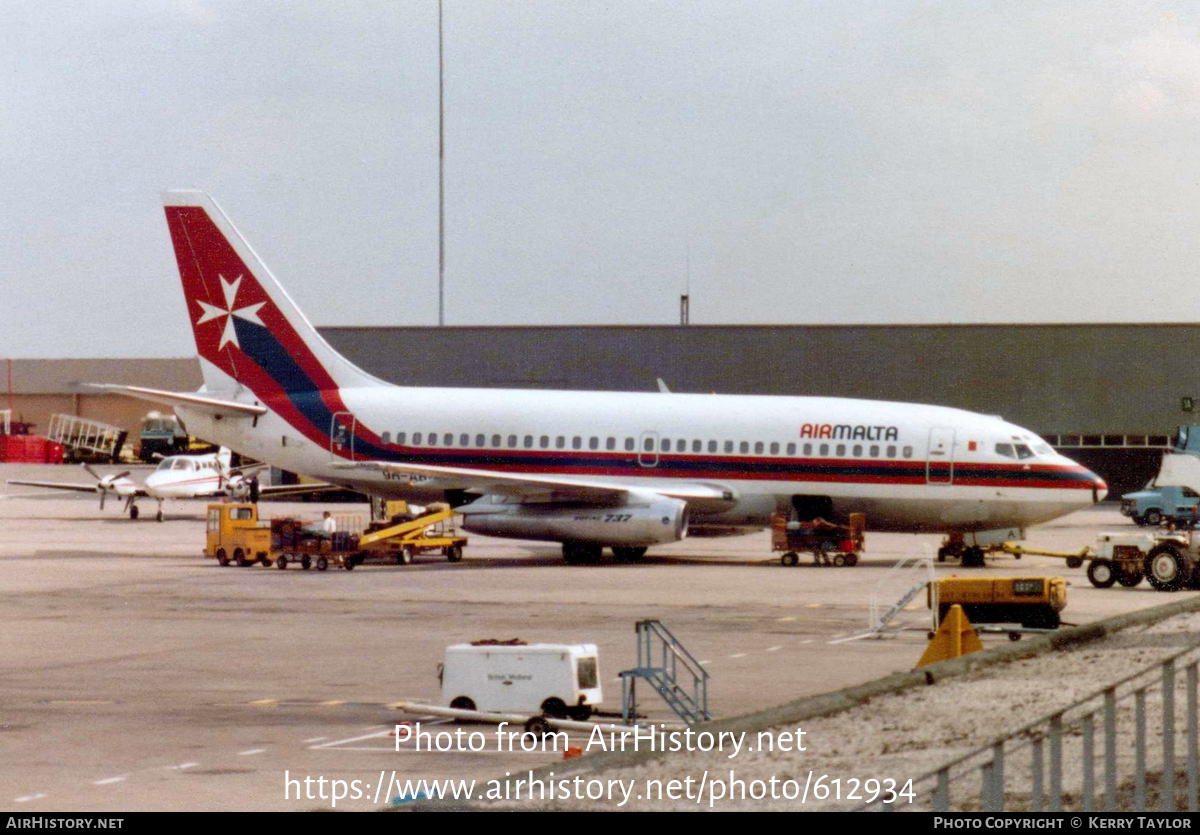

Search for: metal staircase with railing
xmin=619 ymin=619 xmax=710 ymax=725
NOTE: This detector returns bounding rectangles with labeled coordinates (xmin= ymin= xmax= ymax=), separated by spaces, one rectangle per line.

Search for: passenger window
xmin=507 ymin=435 xmax=517 ymax=447
xmin=803 ymin=443 xmax=812 ymax=455
xmin=382 ymin=431 xmax=391 ymax=444
xmin=994 ymin=443 xmax=1016 ymax=459
xmin=475 ymin=434 xmax=484 ymax=447
xmin=903 ymin=446 xmax=913 ymax=458
xmin=708 ymin=440 xmax=717 ymax=453
xmin=539 ymin=435 xmax=549 ymax=448
xmin=852 ymin=444 xmax=862 ymax=457
xmin=428 ymin=433 xmax=438 ymax=446
xmin=786 ymin=442 xmax=795 ymax=455
xmin=460 ymin=433 xmax=469 ymax=446
xmin=523 ymin=435 xmax=533 ymax=448
xmin=770 ymin=442 xmax=779 ymax=455
xmin=739 ymin=441 xmax=749 ymax=454
xmin=677 ymin=439 xmax=686 ymax=451
xmin=573 ymin=437 xmax=582 ymax=450
xmin=556 ymin=436 xmax=565 ymax=449
xmin=413 ymin=432 xmax=423 ymax=445
xmin=754 ymin=442 xmax=764 ymax=454
xmin=491 ymin=434 xmax=501 ymax=447
xmin=397 ymin=432 xmax=406 ymax=445
xmin=607 ymin=437 xmax=616 ymax=450
xmin=644 ymin=437 xmax=654 ymax=451
xmin=589 ymin=437 xmax=599 ymax=450
xmin=662 ymin=439 xmax=671 ymax=452
xmin=836 ymin=444 xmax=845 ymax=456
xmin=625 ymin=438 xmax=635 ymax=451
xmin=443 ymin=433 xmax=453 ymax=446
xmin=870 ymin=445 xmax=879 ymax=457
xmin=887 ymin=445 xmax=895 ymax=458
xmin=819 ymin=443 xmax=829 ymax=456
xmin=693 ymin=440 xmax=702 ymax=453
xmin=724 ymin=441 xmax=733 ymax=453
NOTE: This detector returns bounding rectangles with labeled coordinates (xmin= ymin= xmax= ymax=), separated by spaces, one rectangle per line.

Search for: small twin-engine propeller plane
xmin=6 ymin=447 xmax=324 ymax=521
xmin=87 ymin=191 xmax=1105 ymax=561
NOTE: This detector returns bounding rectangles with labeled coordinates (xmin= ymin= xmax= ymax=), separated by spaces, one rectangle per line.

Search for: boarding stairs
xmin=46 ymin=413 xmax=126 ymax=463
xmin=619 ymin=619 xmax=710 ymax=725
xmin=867 ymin=553 xmax=937 ymax=635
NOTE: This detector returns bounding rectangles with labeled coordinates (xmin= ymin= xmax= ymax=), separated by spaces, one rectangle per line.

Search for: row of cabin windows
xmin=375 ymin=430 xmax=916 ymax=460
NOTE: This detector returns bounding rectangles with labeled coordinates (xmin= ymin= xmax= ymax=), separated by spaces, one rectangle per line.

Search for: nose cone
xmin=1091 ymin=472 xmax=1108 ymax=503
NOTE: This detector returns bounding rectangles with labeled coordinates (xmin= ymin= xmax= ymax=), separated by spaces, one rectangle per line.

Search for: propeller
xmin=82 ymin=463 xmax=131 ymax=510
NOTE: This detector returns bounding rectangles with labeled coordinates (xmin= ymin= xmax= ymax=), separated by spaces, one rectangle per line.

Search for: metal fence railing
xmin=866 ymin=642 xmax=1200 ymax=812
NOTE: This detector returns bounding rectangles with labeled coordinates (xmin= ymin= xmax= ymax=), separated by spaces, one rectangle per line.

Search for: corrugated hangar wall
xmin=319 ymin=323 xmax=1198 ymax=436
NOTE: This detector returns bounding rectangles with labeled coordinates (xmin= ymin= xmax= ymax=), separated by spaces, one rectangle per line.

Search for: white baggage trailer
xmin=440 ymin=642 xmax=601 ymax=720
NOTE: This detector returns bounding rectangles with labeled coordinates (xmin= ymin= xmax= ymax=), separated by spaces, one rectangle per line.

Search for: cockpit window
xmin=1014 ymin=444 xmax=1034 ymax=460
xmin=157 ymin=459 xmax=173 ymax=470
xmin=995 ymin=443 xmax=1015 ymax=459
xmin=1034 ymin=443 xmax=1053 ymax=455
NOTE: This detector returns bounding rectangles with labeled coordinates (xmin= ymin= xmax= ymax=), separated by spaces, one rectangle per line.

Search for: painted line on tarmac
xmin=14 ymin=794 xmax=46 ymax=803
xmin=165 ymin=762 xmax=198 ymax=770
xmin=310 ymin=730 xmax=393 ymax=750
xmin=765 ymin=646 xmax=782 ymax=652
xmin=238 ymin=748 xmax=266 ymax=756
xmin=92 ymin=775 xmax=127 ymax=786
xmin=729 ymin=653 xmax=747 ymax=658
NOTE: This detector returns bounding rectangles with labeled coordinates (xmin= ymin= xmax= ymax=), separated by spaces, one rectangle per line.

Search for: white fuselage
xmin=178 ymin=360 xmax=1104 ymax=536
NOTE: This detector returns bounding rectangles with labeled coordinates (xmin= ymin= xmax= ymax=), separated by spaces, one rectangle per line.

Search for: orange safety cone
xmin=915 ymin=604 xmax=984 ymax=668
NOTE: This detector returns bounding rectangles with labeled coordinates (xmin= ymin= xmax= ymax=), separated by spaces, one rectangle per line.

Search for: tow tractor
xmin=1000 ymin=530 xmax=1200 ymax=591
xmin=772 ymin=512 xmax=864 ymax=566
xmin=204 ymin=503 xmax=467 ymax=571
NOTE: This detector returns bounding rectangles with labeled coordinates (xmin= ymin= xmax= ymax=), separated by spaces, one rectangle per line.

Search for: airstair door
xmin=331 ymin=412 xmax=356 ymax=461
xmin=926 ymin=427 xmax=955 ymax=484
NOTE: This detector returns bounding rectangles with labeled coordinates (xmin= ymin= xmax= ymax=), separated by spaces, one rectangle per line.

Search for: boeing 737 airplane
xmin=95 ymin=191 xmax=1106 ymax=562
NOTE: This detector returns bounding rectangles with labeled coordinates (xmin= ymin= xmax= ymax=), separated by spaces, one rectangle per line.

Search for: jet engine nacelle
xmin=459 ymin=496 xmax=688 ymax=546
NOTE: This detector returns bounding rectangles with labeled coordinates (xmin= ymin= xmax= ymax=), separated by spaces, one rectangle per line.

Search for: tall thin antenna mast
xmin=437 ymin=0 xmax=445 ymax=326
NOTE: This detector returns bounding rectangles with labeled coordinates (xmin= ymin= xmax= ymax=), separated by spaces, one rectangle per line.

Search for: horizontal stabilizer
xmin=84 ymin=384 xmax=267 ymax=418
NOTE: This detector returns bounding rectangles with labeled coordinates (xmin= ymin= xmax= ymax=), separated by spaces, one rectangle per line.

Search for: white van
xmin=440 ymin=643 xmax=601 ymax=720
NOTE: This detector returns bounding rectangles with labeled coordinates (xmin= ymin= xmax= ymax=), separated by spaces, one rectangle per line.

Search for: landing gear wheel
xmin=301 ymin=555 xmax=311 ymax=571
xmin=1145 ymin=545 xmax=1186 ymax=591
xmin=276 ymin=555 xmax=288 ymax=570
xmin=129 ymin=505 xmax=139 ymax=520
xmin=1087 ymin=559 xmax=1117 ymax=588
xmin=215 ymin=548 xmax=229 ymax=567
xmin=562 ymin=543 xmax=601 ymax=565
xmin=1144 ymin=509 xmax=1163 ymax=527
xmin=399 ymin=546 xmax=414 ymax=566
xmin=569 ymin=705 xmax=592 ymax=721
xmin=316 ymin=555 xmax=328 ymax=572
xmin=781 ymin=551 xmax=799 ymax=567
xmin=446 ymin=544 xmax=463 ymax=563
xmin=961 ymin=547 xmax=986 ymax=568
xmin=156 ymin=509 xmax=163 ymax=522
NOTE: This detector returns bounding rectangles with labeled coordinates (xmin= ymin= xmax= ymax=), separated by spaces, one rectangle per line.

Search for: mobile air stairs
xmin=46 ymin=413 xmax=127 ymax=463
xmin=619 ymin=619 xmax=711 ymax=725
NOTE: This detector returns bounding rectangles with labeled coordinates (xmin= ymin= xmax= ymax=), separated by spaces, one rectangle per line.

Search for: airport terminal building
xmin=8 ymin=323 xmax=1197 ymax=495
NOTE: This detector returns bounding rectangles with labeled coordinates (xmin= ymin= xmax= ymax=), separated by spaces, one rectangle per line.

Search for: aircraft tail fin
xmin=161 ymin=191 xmax=384 ymax=397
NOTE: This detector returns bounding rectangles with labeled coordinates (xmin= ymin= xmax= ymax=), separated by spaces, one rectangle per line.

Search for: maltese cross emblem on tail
xmin=195 ymin=275 xmax=265 ymax=350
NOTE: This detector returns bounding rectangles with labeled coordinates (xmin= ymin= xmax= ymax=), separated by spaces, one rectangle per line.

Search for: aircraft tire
xmin=130 ymin=505 xmax=139 ymax=520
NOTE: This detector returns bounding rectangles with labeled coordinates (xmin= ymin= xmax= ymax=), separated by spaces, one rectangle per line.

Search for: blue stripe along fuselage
xmin=233 ymin=318 xmax=1094 ymax=489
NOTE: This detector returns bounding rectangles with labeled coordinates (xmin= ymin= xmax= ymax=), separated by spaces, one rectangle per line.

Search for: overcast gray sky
xmin=3 ymin=1 xmax=1200 ymax=358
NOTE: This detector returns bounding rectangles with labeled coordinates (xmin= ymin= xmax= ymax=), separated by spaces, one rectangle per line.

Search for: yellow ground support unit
xmin=358 ymin=506 xmax=466 ymax=565
xmin=204 ymin=503 xmax=272 ymax=567
xmin=930 ymin=576 xmax=1067 ymax=629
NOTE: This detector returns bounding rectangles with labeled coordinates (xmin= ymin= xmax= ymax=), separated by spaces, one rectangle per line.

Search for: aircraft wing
xmin=336 ymin=461 xmax=735 ymax=511
xmin=255 ymin=481 xmax=342 ymax=498
xmin=84 ymin=384 xmax=267 ymax=419
xmin=5 ymin=479 xmax=148 ymax=498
